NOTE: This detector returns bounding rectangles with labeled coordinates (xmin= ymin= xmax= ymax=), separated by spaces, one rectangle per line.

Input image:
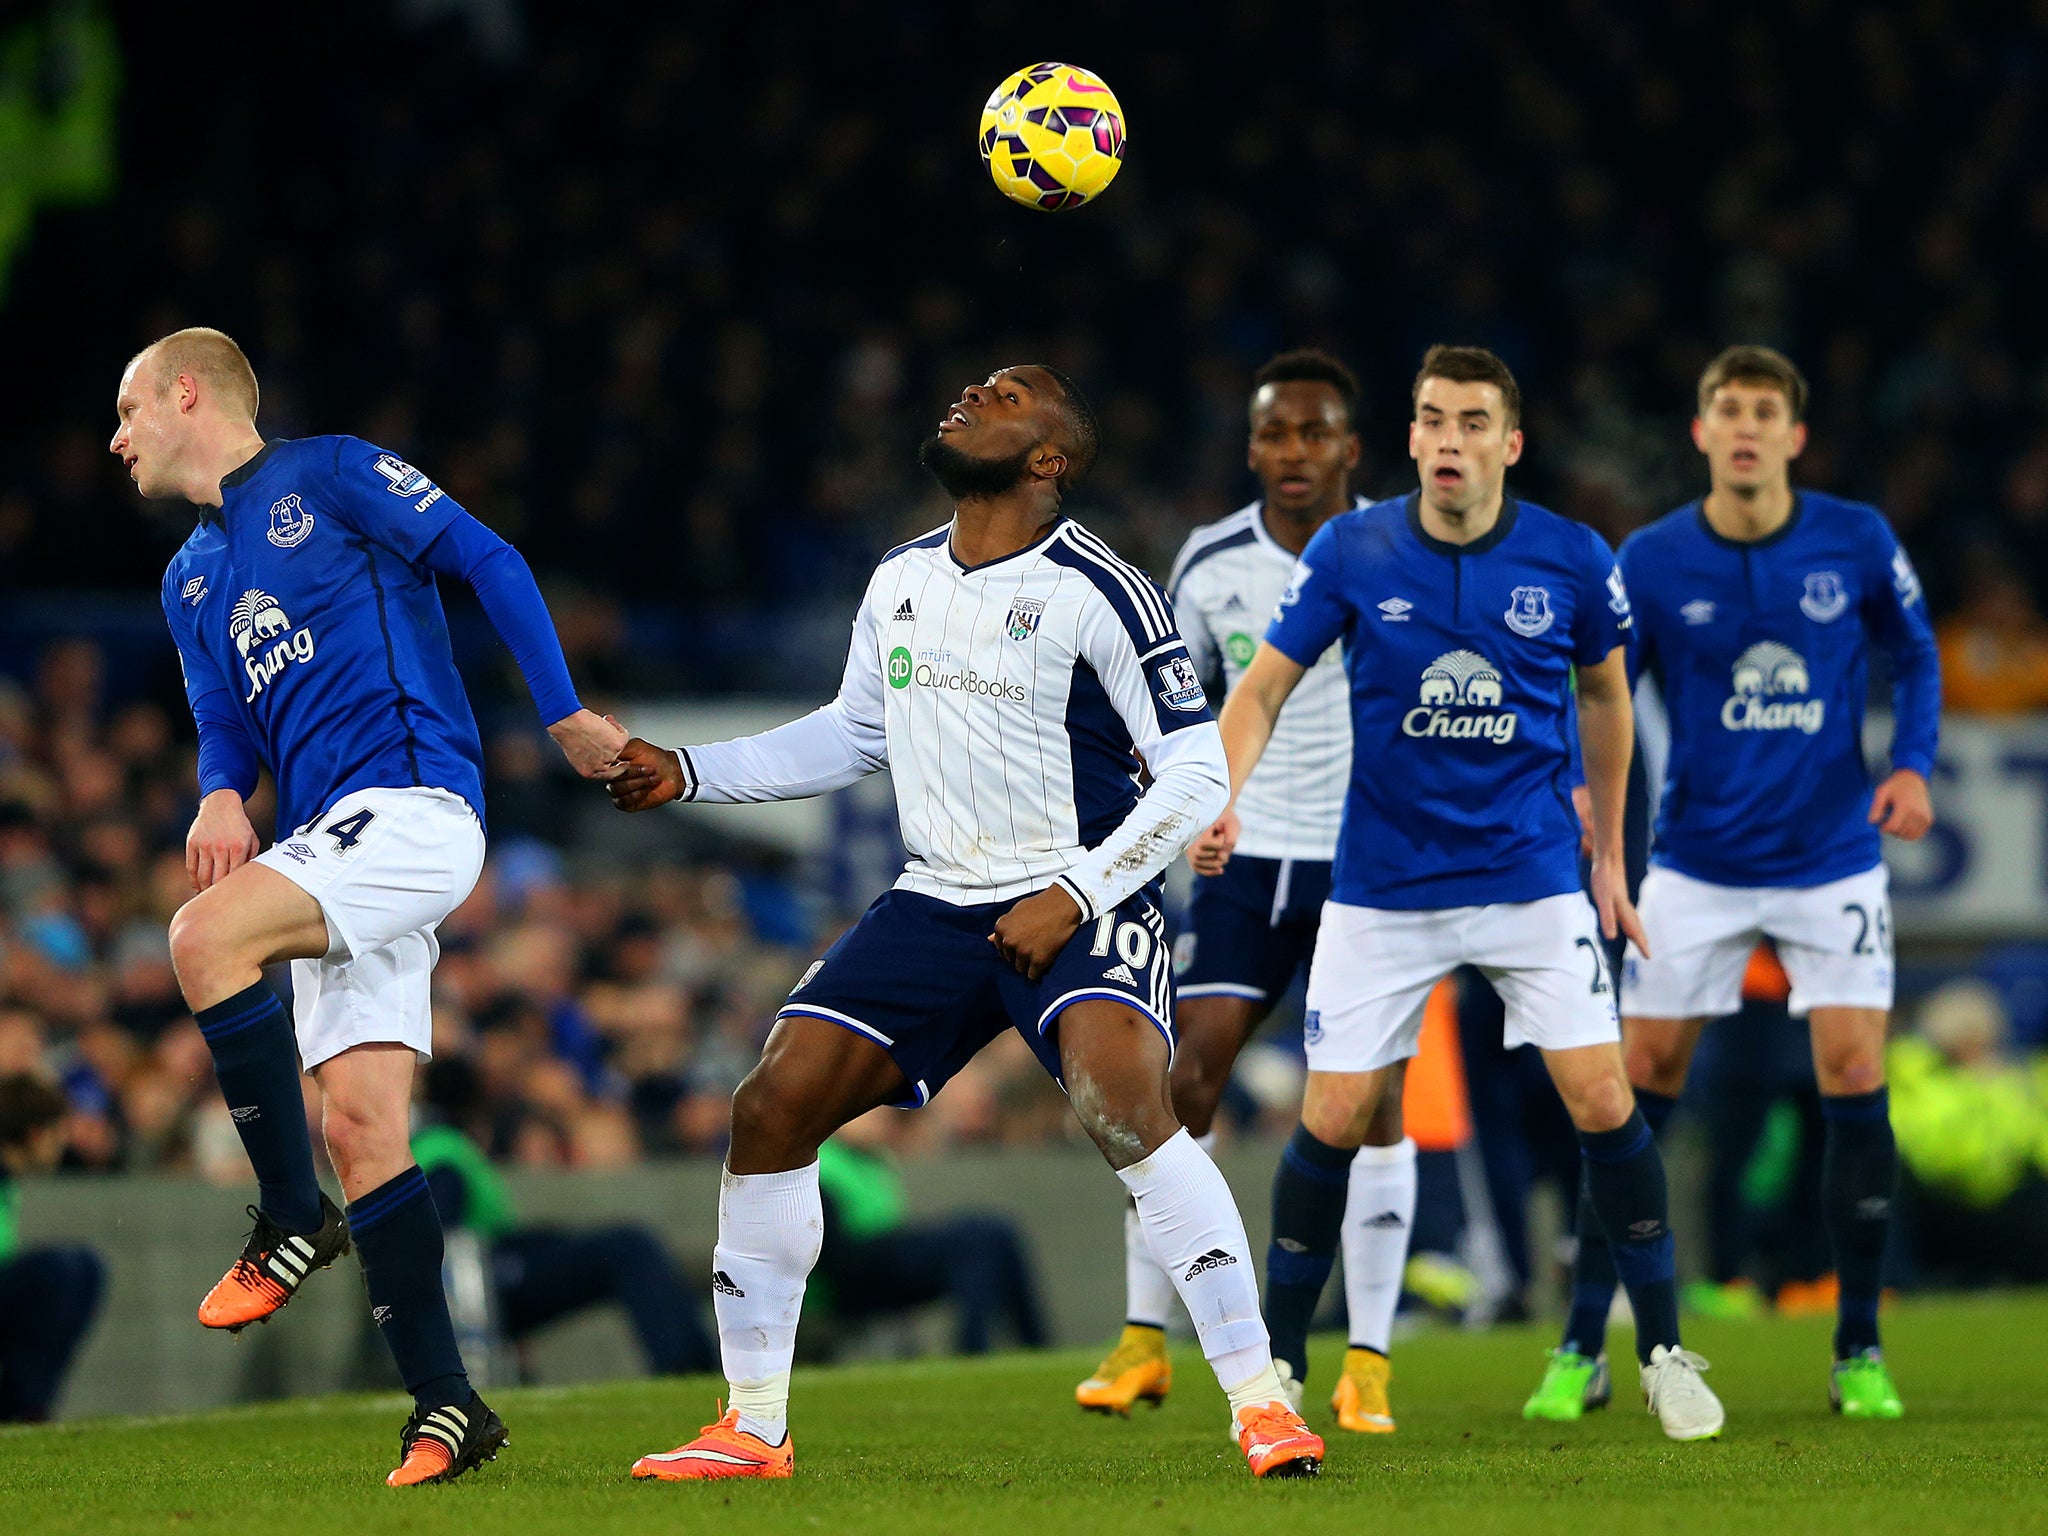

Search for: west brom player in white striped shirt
xmin=609 ymin=365 xmax=1325 ymax=1482
xmin=1077 ymin=352 xmax=1416 ymax=1436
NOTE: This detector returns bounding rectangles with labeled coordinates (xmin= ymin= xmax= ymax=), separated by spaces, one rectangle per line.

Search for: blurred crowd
xmin=9 ymin=3 xmax=2048 ymax=695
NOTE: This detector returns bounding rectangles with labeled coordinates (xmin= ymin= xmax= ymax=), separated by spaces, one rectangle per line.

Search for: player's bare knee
xmin=166 ymin=901 xmax=225 ymax=993
xmin=1562 ymin=1072 xmax=1635 ymax=1133
xmin=1362 ymin=1090 xmax=1405 ymax=1147
xmin=727 ymin=1067 xmax=814 ymax=1166
xmin=1623 ymin=1039 xmax=1687 ymax=1098
xmin=1167 ymin=1051 xmax=1225 ymax=1137
xmin=1816 ymin=1051 xmax=1886 ymax=1097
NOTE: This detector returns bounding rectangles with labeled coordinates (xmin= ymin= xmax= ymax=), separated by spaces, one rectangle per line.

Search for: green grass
xmin=5 ymin=1293 xmax=2046 ymax=1535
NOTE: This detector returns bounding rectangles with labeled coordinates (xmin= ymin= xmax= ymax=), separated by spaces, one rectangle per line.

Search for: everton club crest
xmin=1504 ymin=584 xmax=1554 ymax=637
xmin=266 ymin=493 xmax=314 ymax=548
xmin=1006 ymin=597 xmax=1045 ymax=641
xmin=1800 ymin=570 xmax=1848 ymax=623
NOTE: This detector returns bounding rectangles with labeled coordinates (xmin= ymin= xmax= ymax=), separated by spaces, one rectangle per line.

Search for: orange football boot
xmin=631 ymin=1406 xmax=794 ymax=1481
xmin=387 ymin=1396 xmax=507 ymax=1486
xmin=198 ymin=1195 xmax=350 ymax=1331
xmin=1235 ymin=1399 xmax=1324 ymax=1478
xmin=1075 ymin=1323 xmax=1172 ymax=1415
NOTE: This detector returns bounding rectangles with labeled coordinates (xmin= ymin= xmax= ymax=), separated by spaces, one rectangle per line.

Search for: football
xmin=978 ymin=62 xmax=1126 ymax=210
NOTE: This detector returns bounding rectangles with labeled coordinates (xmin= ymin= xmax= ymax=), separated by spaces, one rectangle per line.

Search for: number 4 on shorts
xmin=323 ymin=808 xmax=376 ymax=851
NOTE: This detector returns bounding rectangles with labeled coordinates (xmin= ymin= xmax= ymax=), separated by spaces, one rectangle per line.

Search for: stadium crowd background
xmin=3 ymin=3 xmax=2047 ymax=1254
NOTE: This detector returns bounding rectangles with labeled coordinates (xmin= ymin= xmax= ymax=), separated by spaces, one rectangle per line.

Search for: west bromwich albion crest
xmin=1504 ymin=584 xmax=1554 ymax=637
xmin=1005 ymin=597 xmax=1045 ymax=641
xmin=266 ymin=493 xmax=314 ymax=548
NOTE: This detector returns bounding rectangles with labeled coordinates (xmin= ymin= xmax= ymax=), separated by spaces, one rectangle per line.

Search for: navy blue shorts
xmin=777 ymin=887 xmax=1174 ymax=1107
xmin=1172 ymin=855 xmax=1332 ymax=1006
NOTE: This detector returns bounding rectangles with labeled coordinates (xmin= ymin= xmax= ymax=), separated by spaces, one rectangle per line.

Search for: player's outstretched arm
xmin=1192 ymin=642 xmax=1306 ymax=876
xmin=1574 ymin=646 xmax=1649 ymax=954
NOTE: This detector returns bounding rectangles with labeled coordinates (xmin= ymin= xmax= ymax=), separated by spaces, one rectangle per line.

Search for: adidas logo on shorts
xmin=1103 ymin=963 xmax=1137 ymax=985
xmin=1183 ymin=1248 xmax=1237 ymax=1281
xmin=711 ymin=1269 xmax=747 ymax=1298
xmin=1364 ymin=1210 xmax=1406 ymax=1229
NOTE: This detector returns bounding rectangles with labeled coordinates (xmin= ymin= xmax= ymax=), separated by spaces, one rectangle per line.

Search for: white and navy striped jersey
xmin=1167 ymin=501 xmax=1357 ymax=861
xmin=678 ymin=517 xmax=1229 ymax=919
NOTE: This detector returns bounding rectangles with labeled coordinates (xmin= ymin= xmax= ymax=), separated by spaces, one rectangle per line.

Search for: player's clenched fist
xmin=1186 ymin=807 xmax=1240 ymax=878
xmin=186 ymin=788 xmax=263 ymax=892
xmin=989 ymin=884 xmax=1085 ymax=982
xmin=607 ymin=738 xmax=688 ymax=812
xmin=1867 ymin=768 xmax=1934 ymax=841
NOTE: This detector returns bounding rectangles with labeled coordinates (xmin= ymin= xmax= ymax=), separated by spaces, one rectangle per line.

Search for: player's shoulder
xmin=1167 ymin=503 xmax=1261 ymax=590
xmin=1045 ymin=519 xmax=1177 ymax=647
xmin=1507 ymin=497 xmax=1610 ymax=554
xmin=1307 ymin=493 xmax=1405 ymax=560
xmin=1796 ymin=489 xmax=1896 ymax=547
xmin=877 ymin=521 xmax=952 ymax=568
xmin=1618 ymin=500 xmax=1703 ymax=565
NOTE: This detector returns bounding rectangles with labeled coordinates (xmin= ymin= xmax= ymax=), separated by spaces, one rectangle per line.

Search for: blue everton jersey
xmin=160 ymin=437 xmax=487 ymax=836
xmin=1621 ymin=491 xmax=1940 ymax=888
xmin=1265 ymin=495 xmax=1629 ymax=909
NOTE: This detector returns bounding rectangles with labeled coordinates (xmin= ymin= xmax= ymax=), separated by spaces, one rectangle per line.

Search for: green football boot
xmin=1830 ymin=1349 xmax=1904 ymax=1420
xmin=1522 ymin=1349 xmax=1611 ymax=1422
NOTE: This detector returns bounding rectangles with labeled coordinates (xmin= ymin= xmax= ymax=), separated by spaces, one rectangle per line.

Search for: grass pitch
xmin=4 ymin=1292 xmax=2044 ymax=1536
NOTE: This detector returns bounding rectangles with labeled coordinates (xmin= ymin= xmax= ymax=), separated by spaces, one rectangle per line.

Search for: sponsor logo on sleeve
xmin=1156 ymin=655 xmax=1207 ymax=712
xmin=266 ymin=493 xmax=314 ymax=548
xmin=1891 ymin=547 xmax=1923 ymax=607
xmin=1800 ymin=570 xmax=1848 ymax=623
xmin=373 ymin=454 xmax=433 ymax=497
xmin=1606 ymin=567 xmax=1633 ymax=622
xmin=1277 ymin=560 xmax=1312 ymax=610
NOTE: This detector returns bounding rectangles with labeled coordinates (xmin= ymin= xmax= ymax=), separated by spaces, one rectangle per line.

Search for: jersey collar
xmin=1693 ymin=492 xmax=1805 ymax=549
xmin=1405 ymin=491 xmax=1520 ymax=556
xmin=946 ymin=513 xmax=1069 ymax=574
xmin=201 ymin=441 xmax=278 ymax=525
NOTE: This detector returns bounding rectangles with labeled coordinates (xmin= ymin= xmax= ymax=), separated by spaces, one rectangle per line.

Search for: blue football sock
xmin=1821 ymin=1088 xmax=1895 ymax=1359
xmin=349 ymin=1166 xmax=471 ymax=1410
xmin=1264 ymin=1123 xmax=1355 ymax=1384
xmin=1563 ymin=1089 xmax=1676 ymax=1357
xmin=1578 ymin=1108 xmax=1680 ymax=1365
xmin=194 ymin=982 xmax=323 ymax=1235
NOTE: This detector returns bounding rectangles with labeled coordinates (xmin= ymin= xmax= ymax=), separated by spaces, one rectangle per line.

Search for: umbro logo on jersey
xmin=1680 ymin=599 xmax=1717 ymax=626
xmin=711 ymin=1269 xmax=747 ymax=1298
xmin=1377 ymin=598 xmax=1413 ymax=621
xmin=1364 ymin=1210 xmax=1406 ymax=1229
xmin=1723 ymin=641 xmax=1823 ymax=734
xmin=893 ymin=600 xmax=915 ymax=621
xmin=1184 ymin=1248 xmax=1237 ymax=1280
xmin=182 ymin=576 xmax=209 ymax=605
xmin=1103 ymin=963 xmax=1138 ymax=985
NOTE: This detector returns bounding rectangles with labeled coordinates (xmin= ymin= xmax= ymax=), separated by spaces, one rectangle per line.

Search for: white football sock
xmin=712 ymin=1162 xmax=822 ymax=1444
xmin=1342 ymin=1137 xmax=1418 ymax=1356
xmin=1123 ymin=1130 xmax=1216 ymax=1329
xmin=1117 ymin=1129 xmax=1271 ymax=1393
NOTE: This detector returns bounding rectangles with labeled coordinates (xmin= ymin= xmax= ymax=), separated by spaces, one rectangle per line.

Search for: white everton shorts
xmin=1301 ymin=893 xmax=1620 ymax=1073
xmin=1621 ymin=863 xmax=1893 ymax=1020
xmin=253 ymin=786 xmax=485 ymax=1071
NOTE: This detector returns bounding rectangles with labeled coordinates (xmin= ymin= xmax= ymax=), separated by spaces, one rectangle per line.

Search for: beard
xmin=918 ymin=433 xmax=1037 ymax=501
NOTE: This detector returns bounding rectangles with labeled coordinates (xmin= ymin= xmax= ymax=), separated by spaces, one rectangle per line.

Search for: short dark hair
xmin=1251 ymin=349 xmax=1360 ymax=426
xmin=1697 ymin=344 xmax=1809 ymax=421
xmin=1037 ymin=364 xmax=1100 ymax=487
xmin=0 ymin=1073 xmax=66 ymax=1150
xmin=1413 ymin=345 xmax=1522 ymax=429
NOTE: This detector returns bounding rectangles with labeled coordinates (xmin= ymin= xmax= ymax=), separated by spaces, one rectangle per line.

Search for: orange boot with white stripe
xmin=1234 ymin=1398 xmax=1324 ymax=1478
xmin=197 ymin=1194 xmax=351 ymax=1331
xmin=631 ymin=1405 xmax=794 ymax=1481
